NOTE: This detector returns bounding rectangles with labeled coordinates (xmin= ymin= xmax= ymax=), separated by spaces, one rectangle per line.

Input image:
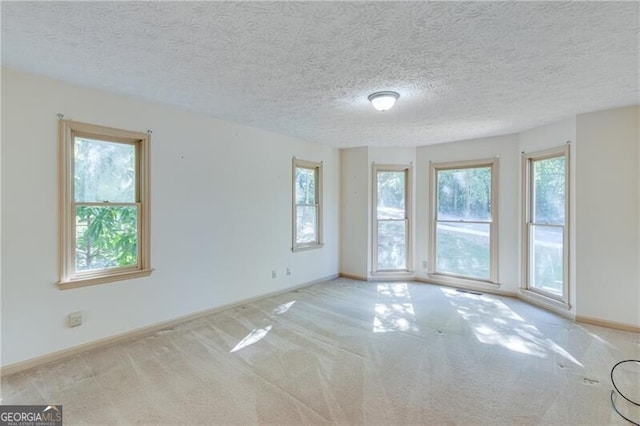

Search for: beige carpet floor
xmin=2 ymin=278 xmax=639 ymax=425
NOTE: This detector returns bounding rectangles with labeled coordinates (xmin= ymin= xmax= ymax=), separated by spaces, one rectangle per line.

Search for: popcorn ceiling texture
xmin=2 ymin=2 xmax=638 ymax=147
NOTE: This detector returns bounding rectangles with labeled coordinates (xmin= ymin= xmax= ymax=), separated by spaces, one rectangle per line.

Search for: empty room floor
xmin=2 ymin=277 xmax=639 ymax=425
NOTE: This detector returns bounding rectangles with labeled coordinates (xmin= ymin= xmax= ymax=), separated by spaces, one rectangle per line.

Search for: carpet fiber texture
xmin=2 ymin=278 xmax=639 ymax=424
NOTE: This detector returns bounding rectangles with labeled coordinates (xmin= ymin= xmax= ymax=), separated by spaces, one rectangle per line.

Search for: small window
xmin=522 ymin=146 xmax=569 ymax=304
xmin=58 ymin=120 xmax=152 ymax=289
xmin=292 ymin=158 xmax=323 ymax=251
xmin=372 ymin=164 xmax=412 ymax=273
xmin=430 ymin=159 xmax=498 ymax=283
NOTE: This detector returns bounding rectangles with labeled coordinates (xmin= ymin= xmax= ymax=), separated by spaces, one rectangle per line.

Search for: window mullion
xmin=436 ymin=219 xmax=492 ymax=225
xmin=75 ymin=202 xmax=138 ymax=207
xmin=530 ymin=222 xmax=564 ymax=228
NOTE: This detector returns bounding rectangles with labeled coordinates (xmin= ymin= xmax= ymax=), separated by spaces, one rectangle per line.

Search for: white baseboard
xmin=0 ymin=274 xmax=338 ymax=377
xmin=575 ymin=315 xmax=640 ymax=333
xmin=339 ymin=272 xmax=368 ymax=281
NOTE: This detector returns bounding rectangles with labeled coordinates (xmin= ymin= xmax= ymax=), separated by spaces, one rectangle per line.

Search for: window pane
xmin=377 ymin=171 xmax=405 ymax=219
xmin=533 ymin=156 xmax=565 ymax=224
xmin=436 ymin=222 xmax=490 ymax=279
xmin=75 ymin=206 xmax=138 ymax=271
xmin=437 ymin=167 xmax=491 ymax=221
xmin=530 ymin=225 xmax=563 ymax=296
xmin=295 ymin=167 xmax=316 ymax=205
xmin=377 ymin=220 xmax=406 ymax=270
xmin=296 ymin=205 xmax=317 ymax=243
xmin=74 ymin=137 xmax=136 ymax=203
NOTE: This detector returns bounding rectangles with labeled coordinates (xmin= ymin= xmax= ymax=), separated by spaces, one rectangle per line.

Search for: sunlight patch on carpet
xmin=374 ymin=283 xmax=419 ymax=333
xmin=442 ymin=288 xmax=582 ymax=366
xmin=230 ymin=325 xmax=272 ymax=353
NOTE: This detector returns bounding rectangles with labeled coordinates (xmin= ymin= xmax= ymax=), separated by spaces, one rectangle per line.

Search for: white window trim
xmin=521 ymin=145 xmax=570 ymax=308
xmin=58 ymin=120 xmax=152 ymax=290
xmin=371 ymin=163 xmax=413 ymax=275
xmin=428 ymin=157 xmax=499 ymax=285
xmin=292 ymin=157 xmax=324 ymax=252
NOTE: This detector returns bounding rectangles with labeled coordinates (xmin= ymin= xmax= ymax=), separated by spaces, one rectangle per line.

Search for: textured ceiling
xmin=2 ymin=2 xmax=639 ymax=147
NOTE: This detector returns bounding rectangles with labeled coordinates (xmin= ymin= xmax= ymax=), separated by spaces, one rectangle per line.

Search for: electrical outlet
xmin=286 ymin=267 xmax=291 ymax=276
xmin=272 ymin=270 xmax=277 ymax=279
xmin=422 ymin=260 xmax=428 ymax=269
xmin=68 ymin=311 xmax=82 ymax=328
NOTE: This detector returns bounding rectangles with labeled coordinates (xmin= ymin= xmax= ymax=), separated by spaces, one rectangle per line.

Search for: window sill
xmin=292 ymin=243 xmax=324 ymax=253
xmin=371 ymin=270 xmax=414 ymax=276
xmin=427 ymin=273 xmax=500 ymax=287
xmin=520 ymin=289 xmax=571 ymax=311
xmin=369 ymin=270 xmax=415 ymax=282
xmin=424 ymin=273 xmax=499 ymax=289
xmin=57 ymin=269 xmax=154 ymax=290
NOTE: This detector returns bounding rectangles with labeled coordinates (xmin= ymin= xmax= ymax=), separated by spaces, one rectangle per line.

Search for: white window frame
xmin=521 ymin=145 xmax=570 ymax=307
xmin=58 ymin=120 xmax=152 ymax=289
xmin=429 ymin=158 xmax=499 ymax=284
xmin=292 ymin=157 xmax=323 ymax=252
xmin=372 ymin=164 xmax=413 ymax=274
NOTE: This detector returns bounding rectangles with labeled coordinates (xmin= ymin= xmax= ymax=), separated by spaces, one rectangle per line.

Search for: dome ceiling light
xmin=368 ymin=91 xmax=400 ymax=112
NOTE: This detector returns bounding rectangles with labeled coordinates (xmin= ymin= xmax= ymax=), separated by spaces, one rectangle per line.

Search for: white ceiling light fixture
xmin=368 ymin=91 xmax=400 ymax=111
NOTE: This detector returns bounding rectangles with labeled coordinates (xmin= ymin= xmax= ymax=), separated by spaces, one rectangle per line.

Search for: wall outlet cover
xmin=68 ymin=312 xmax=82 ymax=328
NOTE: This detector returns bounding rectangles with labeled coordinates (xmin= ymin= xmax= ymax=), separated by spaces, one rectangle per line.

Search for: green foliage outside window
xmin=437 ymin=167 xmax=491 ymax=221
xmin=75 ymin=206 xmax=138 ymax=271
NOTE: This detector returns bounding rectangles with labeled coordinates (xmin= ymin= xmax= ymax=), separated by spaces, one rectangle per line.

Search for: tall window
xmin=292 ymin=158 xmax=323 ymax=251
xmin=59 ymin=120 xmax=151 ymax=289
xmin=373 ymin=165 xmax=411 ymax=273
xmin=431 ymin=159 xmax=498 ymax=282
xmin=523 ymin=146 xmax=569 ymax=303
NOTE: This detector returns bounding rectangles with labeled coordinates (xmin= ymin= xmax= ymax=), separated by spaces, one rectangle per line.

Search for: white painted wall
xmin=575 ymin=106 xmax=640 ymax=327
xmin=369 ymin=147 xmax=416 ymax=165
xmin=1 ymin=68 xmax=340 ymax=366
xmin=0 ymin=68 xmax=3 ymax=368
xmin=415 ymin=135 xmax=521 ymax=293
xmin=339 ymin=147 xmax=369 ymax=278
